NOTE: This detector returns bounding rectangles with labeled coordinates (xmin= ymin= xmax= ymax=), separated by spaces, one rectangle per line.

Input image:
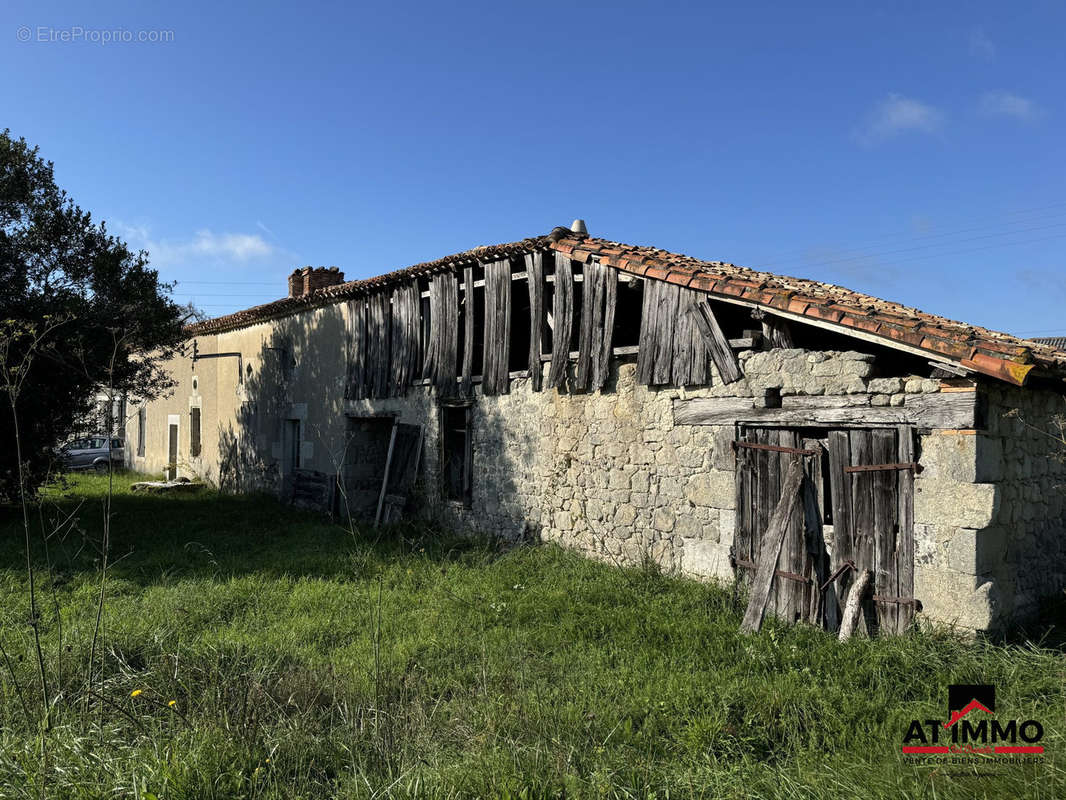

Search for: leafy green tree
xmin=0 ymin=129 xmax=186 ymax=500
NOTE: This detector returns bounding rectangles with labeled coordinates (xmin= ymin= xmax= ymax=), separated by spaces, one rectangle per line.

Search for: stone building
xmin=127 ymin=223 xmax=1066 ymax=635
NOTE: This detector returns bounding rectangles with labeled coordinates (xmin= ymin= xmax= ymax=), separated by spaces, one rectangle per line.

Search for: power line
xmin=751 ymin=199 xmax=1066 ymax=267
xmin=761 ymin=220 xmax=1066 ymax=274
xmin=174 ymin=280 xmax=281 ymax=285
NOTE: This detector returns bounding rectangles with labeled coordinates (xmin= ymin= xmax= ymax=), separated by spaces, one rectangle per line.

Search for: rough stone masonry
xmin=339 ymin=346 xmax=1066 ymax=635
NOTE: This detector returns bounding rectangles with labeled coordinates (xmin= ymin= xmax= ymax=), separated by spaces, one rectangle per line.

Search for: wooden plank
xmin=827 ymin=430 xmax=853 ymax=631
xmin=345 ymin=299 xmax=366 ymax=400
xmin=430 ymin=272 xmax=459 ymax=397
xmin=406 ymin=284 xmax=421 ymax=394
xmin=673 ymin=397 xmax=754 ymax=425
xmin=368 ymin=291 xmax=391 ymax=399
xmin=374 ymin=421 xmax=399 ymax=527
xmin=671 ymin=391 xmax=979 ymax=429
xmin=482 ymin=260 xmax=511 ymax=395
xmin=636 ymin=278 xmax=659 ymax=385
xmin=461 ymin=265 xmax=474 ymax=396
xmin=691 ymin=300 xmax=742 ymax=383
xmin=652 ymin=283 xmax=680 ymax=385
xmin=849 ymin=429 xmax=875 ymax=636
xmin=896 ymin=425 xmax=916 ymax=633
xmin=575 ymin=260 xmax=600 ymax=391
xmin=871 ymin=429 xmax=898 ymax=636
xmin=388 ymin=284 xmax=419 ymax=397
xmin=548 ymin=254 xmax=573 ymax=389
xmin=760 ymin=430 xmax=780 ymax=616
xmin=838 ymin=569 xmax=871 ymax=642
xmin=595 ymin=267 xmax=617 ymax=391
xmin=775 ymin=430 xmax=800 ymax=622
xmin=673 ymin=288 xmax=695 ymax=386
xmin=740 ymin=457 xmax=805 ymax=633
xmin=389 ymin=286 xmax=404 ymax=397
xmin=688 ymin=289 xmax=710 ymax=386
xmin=525 ymin=253 xmax=544 ymax=392
xmin=801 ymin=436 xmax=827 ymax=627
xmin=735 ymin=428 xmax=753 ymax=570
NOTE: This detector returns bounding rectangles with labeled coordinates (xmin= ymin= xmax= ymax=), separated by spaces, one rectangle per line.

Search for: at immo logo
xmin=902 ymin=684 xmax=1044 ymax=755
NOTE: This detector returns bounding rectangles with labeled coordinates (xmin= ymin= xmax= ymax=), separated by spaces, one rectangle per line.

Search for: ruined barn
xmin=128 ymin=223 xmax=1066 ymax=635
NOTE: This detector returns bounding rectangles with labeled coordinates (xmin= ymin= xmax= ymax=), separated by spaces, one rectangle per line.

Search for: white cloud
xmin=186 ymin=230 xmax=273 ymax=260
xmin=857 ymin=94 xmax=945 ymax=145
xmin=115 ymin=223 xmax=275 ymax=267
xmin=968 ymin=27 xmax=995 ymax=60
xmin=979 ymin=91 xmax=1044 ymax=122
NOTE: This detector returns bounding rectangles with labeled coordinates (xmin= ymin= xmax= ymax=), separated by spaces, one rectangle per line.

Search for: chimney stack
xmin=288 ymin=266 xmax=345 ymax=298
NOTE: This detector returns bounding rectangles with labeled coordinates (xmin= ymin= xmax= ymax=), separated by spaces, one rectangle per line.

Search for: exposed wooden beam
xmin=673 ymin=390 xmax=981 ymax=429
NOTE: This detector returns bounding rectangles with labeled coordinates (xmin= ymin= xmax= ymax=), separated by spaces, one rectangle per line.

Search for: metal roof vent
xmin=570 ymin=218 xmax=588 ymax=235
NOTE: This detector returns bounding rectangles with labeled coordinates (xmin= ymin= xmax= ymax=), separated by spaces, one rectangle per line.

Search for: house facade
xmin=127 ymin=223 xmax=1066 ymax=635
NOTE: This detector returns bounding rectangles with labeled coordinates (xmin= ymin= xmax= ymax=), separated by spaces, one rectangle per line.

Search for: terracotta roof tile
xmin=558 ymin=235 xmax=1066 ymax=385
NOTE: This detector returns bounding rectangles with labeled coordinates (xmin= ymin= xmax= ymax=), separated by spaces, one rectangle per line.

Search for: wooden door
xmin=734 ymin=427 xmax=829 ymax=626
xmin=734 ymin=425 xmax=915 ymax=635
xmin=826 ymin=426 xmax=916 ymax=636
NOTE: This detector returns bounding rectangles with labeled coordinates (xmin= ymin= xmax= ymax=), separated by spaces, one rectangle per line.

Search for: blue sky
xmin=3 ymin=1 xmax=1064 ymax=336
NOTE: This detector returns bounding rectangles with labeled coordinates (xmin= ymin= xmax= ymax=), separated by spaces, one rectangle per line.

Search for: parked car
xmin=58 ymin=435 xmax=125 ymax=472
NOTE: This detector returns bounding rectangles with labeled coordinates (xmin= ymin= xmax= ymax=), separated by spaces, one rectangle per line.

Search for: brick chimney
xmin=288 ymin=266 xmax=345 ymax=298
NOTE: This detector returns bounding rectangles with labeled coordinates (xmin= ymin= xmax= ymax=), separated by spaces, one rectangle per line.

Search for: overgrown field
xmin=0 ymin=474 xmax=1064 ymax=798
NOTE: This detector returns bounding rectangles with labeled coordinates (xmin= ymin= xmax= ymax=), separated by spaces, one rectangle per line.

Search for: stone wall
xmin=351 ymin=347 xmax=1003 ymax=628
xmin=134 ymin=302 xmax=1066 ymax=633
xmin=908 ymin=384 xmax=1066 ymax=632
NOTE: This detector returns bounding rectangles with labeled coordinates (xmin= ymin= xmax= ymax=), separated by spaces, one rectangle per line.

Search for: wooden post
xmin=548 ymin=254 xmax=573 ymax=388
xmin=740 ymin=458 xmax=805 ymax=634
xmin=838 ymin=569 xmax=871 ymax=642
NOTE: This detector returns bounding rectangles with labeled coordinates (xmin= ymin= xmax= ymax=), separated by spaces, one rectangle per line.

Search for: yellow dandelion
xmin=265 ymin=758 xmax=271 ymax=764
xmin=130 ymin=689 xmax=143 ymax=698
xmin=168 ymin=700 xmax=177 ymax=707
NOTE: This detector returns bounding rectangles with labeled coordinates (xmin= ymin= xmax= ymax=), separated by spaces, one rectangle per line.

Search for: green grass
xmin=0 ymin=473 xmax=1064 ymax=798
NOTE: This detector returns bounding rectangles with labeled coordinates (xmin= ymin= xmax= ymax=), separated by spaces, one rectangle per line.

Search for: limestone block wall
xmin=909 ymin=384 xmax=1066 ymax=631
xmin=355 ymin=348 xmax=994 ymax=627
xmin=132 ymin=305 xmax=1065 ymax=633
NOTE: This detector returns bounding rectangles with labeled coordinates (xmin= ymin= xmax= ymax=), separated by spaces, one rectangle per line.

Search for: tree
xmin=0 ymin=129 xmax=186 ymax=500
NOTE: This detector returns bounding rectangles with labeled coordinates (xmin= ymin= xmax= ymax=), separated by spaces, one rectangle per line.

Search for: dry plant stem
xmin=86 ymin=334 xmax=123 ymax=717
xmin=10 ymin=397 xmax=51 ymax=726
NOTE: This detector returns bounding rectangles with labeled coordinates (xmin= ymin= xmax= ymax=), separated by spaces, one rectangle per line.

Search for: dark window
xmin=509 ymin=262 xmax=531 ymax=372
xmin=613 ymin=275 xmax=644 ymax=348
xmin=440 ymin=404 xmax=472 ymax=505
xmin=137 ymin=407 xmax=146 ymax=456
xmin=190 ymin=407 xmax=201 ymax=457
xmin=471 ymin=271 xmax=485 ymax=377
